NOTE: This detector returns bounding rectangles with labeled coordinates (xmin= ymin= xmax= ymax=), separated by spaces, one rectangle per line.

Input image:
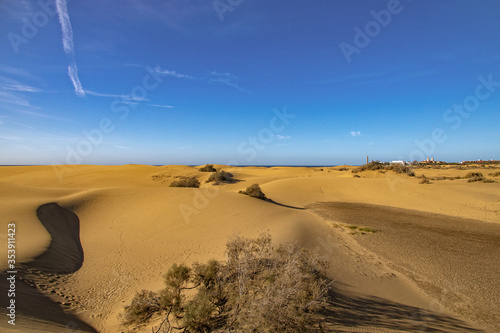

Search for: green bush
xmin=122 ymin=234 xmax=330 ymax=332
xmin=170 ymin=177 xmax=200 ymax=188
xmin=206 ymin=170 xmax=233 ymax=185
xmin=199 ymin=164 xmax=217 ymax=172
xmin=239 ymin=184 xmax=268 ymax=200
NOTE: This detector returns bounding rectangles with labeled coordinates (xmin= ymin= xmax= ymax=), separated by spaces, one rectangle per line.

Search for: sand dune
xmin=0 ymin=165 xmax=498 ymax=332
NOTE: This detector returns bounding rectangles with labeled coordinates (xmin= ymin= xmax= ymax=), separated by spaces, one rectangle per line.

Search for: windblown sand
xmin=0 ymin=164 xmax=498 ymax=332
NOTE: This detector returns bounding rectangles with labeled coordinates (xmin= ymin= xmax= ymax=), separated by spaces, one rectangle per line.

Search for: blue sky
xmin=1 ymin=0 xmax=499 ymax=166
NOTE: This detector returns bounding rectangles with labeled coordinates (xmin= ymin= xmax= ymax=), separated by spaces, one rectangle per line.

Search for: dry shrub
xmin=122 ymin=290 xmax=161 ymax=325
xmin=170 ymin=177 xmax=200 ymax=188
xmin=199 ymin=164 xmax=217 ymax=172
xmin=352 ymin=161 xmax=384 ymax=173
xmin=206 ymin=170 xmax=233 ymax=185
xmin=239 ymin=184 xmax=268 ymax=200
xmin=465 ymin=172 xmax=484 ymax=183
xmin=387 ymin=163 xmax=415 ymax=177
xmin=465 ymin=172 xmax=484 ymax=178
xmin=122 ymin=234 xmax=330 ymax=333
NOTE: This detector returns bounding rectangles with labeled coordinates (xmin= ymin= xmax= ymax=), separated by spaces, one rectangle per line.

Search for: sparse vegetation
xmin=206 ymin=170 xmax=233 ymax=185
xmin=345 ymin=225 xmax=378 ymax=235
xmin=239 ymin=184 xmax=268 ymax=200
xmin=465 ymin=172 xmax=484 ymax=183
xmin=489 ymin=171 xmax=500 ymax=177
xmin=122 ymin=234 xmax=330 ymax=332
xmin=465 ymin=172 xmax=484 ymax=178
xmin=352 ymin=161 xmax=385 ymax=173
xmin=352 ymin=161 xmax=414 ymax=176
xmin=169 ymin=177 xmax=200 ymax=188
xmin=338 ymin=167 xmax=349 ymax=171
xmin=199 ymin=164 xmax=217 ymax=172
xmin=420 ymin=177 xmax=431 ymax=184
xmin=122 ymin=290 xmax=161 ymax=325
xmin=353 ymin=174 xmax=361 ymax=178
xmin=386 ymin=163 xmax=415 ymax=177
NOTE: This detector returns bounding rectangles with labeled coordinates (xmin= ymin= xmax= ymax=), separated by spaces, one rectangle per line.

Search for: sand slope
xmin=0 ymin=165 xmax=498 ymax=332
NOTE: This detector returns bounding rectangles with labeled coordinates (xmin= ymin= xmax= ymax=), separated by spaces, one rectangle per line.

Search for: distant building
xmin=391 ymin=160 xmax=406 ymax=165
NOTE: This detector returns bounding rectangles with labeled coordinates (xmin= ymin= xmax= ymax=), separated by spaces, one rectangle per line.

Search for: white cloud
xmin=350 ymin=131 xmax=362 ymax=137
xmin=0 ymin=90 xmax=33 ymax=108
xmin=56 ymin=0 xmax=85 ymax=97
xmin=0 ymin=65 xmax=40 ymax=81
xmin=152 ymin=66 xmax=248 ymax=92
xmin=154 ymin=67 xmax=195 ymax=79
xmin=68 ymin=62 xmax=85 ymax=97
xmin=148 ymin=104 xmax=174 ymax=109
xmin=1 ymin=83 xmax=41 ymax=92
xmin=84 ymin=90 xmax=147 ymax=102
xmin=276 ymin=135 xmax=291 ymax=140
xmin=55 ymin=0 xmax=74 ymax=55
xmin=209 ymin=71 xmax=249 ymax=92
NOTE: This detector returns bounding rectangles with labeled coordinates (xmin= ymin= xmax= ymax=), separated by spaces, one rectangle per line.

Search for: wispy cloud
xmin=0 ymin=66 xmax=46 ymax=116
xmin=209 ymin=71 xmax=249 ymax=92
xmin=148 ymin=104 xmax=175 ymax=109
xmin=154 ymin=68 xmax=195 ymax=79
xmin=55 ymin=0 xmax=74 ymax=55
xmin=1 ymin=83 xmax=41 ymax=92
xmin=350 ymin=131 xmax=362 ymax=137
xmin=85 ymin=89 xmax=148 ymax=102
xmin=68 ymin=62 xmax=85 ymax=97
xmin=0 ymin=90 xmax=34 ymax=108
xmin=56 ymin=0 xmax=86 ymax=97
xmin=152 ymin=66 xmax=248 ymax=92
xmin=276 ymin=135 xmax=291 ymax=140
xmin=0 ymin=65 xmax=40 ymax=82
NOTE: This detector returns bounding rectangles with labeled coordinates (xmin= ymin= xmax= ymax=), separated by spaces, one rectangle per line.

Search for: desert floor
xmin=0 ymin=164 xmax=499 ymax=332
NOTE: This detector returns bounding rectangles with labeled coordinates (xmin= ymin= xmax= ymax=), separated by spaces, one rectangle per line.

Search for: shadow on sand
xmin=0 ymin=203 xmax=96 ymax=332
xmin=267 ymin=199 xmax=306 ymax=210
xmin=320 ymin=288 xmax=483 ymax=332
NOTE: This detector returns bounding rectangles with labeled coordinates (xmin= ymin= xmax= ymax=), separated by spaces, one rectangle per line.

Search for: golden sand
xmin=0 ymin=164 xmax=498 ymax=332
